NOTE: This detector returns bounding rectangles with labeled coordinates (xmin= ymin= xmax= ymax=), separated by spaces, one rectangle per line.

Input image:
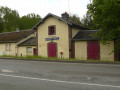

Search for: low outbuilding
xmin=0 ymin=29 xmax=36 ymax=56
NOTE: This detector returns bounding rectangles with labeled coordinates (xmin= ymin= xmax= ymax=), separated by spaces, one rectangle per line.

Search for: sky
xmin=0 ymin=0 xmax=90 ymax=18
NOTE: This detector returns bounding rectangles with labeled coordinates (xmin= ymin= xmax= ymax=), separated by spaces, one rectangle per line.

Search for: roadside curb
xmin=0 ymin=57 xmax=120 ymax=64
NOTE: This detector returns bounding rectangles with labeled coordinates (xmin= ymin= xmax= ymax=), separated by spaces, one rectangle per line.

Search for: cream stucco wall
xmin=100 ymin=41 xmax=114 ymax=61
xmin=75 ymin=41 xmax=87 ymax=60
xmin=0 ymin=32 xmax=36 ymax=56
xmin=17 ymin=46 xmax=36 ymax=56
xmin=6 ymin=43 xmax=16 ymax=56
xmin=37 ymin=17 xmax=69 ymax=58
xmin=72 ymin=27 xmax=80 ymax=38
xmin=16 ymin=32 xmax=36 ymax=56
xmin=75 ymin=41 xmax=114 ymax=61
xmin=0 ymin=43 xmax=17 ymax=56
xmin=0 ymin=44 xmax=6 ymax=55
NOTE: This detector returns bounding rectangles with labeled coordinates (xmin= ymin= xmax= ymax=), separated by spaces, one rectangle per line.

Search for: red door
xmin=48 ymin=43 xmax=57 ymax=57
xmin=114 ymin=50 xmax=120 ymax=61
xmin=87 ymin=41 xmax=99 ymax=60
xmin=33 ymin=48 xmax=37 ymax=56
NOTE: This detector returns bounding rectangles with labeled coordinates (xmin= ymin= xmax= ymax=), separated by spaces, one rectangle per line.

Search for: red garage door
xmin=87 ymin=41 xmax=99 ymax=60
xmin=33 ymin=48 xmax=37 ymax=56
xmin=48 ymin=43 xmax=57 ymax=57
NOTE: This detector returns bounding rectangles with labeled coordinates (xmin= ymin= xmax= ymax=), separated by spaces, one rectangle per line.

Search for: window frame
xmin=6 ymin=44 xmax=9 ymax=51
xmin=5 ymin=44 xmax=12 ymax=51
xmin=9 ymin=44 xmax=12 ymax=51
xmin=26 ymin=47 xmax=32 ymax=53
xmin=48 ymin=25 xmax=56 ymax=35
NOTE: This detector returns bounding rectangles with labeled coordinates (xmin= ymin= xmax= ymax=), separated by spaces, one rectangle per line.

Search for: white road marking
xmin=2 ymin=69 xmax=14 ymax=73
xmin=0 ymin=73 xmax=120 ymax=88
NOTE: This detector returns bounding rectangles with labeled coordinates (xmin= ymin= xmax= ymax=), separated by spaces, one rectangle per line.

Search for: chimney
xmin=61 ymin=12 xmax=69 ymax=20
xmin=16 ymin=28 xmax=19 ymax=32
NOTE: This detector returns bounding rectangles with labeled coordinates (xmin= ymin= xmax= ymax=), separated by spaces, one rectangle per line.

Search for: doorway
xmin=87 ymin=41 xmax=99 ymax=60
xmin=48 ymin=43 xmax=57 ymax=57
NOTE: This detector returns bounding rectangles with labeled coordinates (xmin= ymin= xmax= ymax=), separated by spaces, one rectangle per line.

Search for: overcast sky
xmin=0 ymin=0 xmax=90 ymax=18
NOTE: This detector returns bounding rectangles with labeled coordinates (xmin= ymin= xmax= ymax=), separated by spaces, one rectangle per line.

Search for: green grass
xmin=0 ymin=55 xmax=120 ymax=63
xmin=0 ymin=55 xmax=17 ymax=58
xmin=0 ymin=55 xmax=61 ymax=60
xmin=22 ymin=55 xmax=60 ymax=60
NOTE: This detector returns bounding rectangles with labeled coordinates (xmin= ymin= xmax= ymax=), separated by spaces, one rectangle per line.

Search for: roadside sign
xmin=45 ymin=37 xmax=59 ymax=41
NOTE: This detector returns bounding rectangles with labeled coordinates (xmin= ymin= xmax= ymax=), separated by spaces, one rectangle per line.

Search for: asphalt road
xmin=0 ymin=59 xmax=120 ymax=90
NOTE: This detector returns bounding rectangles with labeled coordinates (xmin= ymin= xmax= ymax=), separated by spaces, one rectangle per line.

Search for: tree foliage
xmin=0 ymin=6 xmax=20 ymax=32
xmin=81 ymin=12 xmax=97 ymax=29
xmin=0 ymin=6 xmax=42 ymax=32
xmin=88 ymin=0 xmax=120 ymax=49
xmin=19 ymin=13 xmax=41 ymax=30
xmin=0 ymin=16 xmax=3 ymax=33
xmin=69 ymin=14 xmax=82 ymax=25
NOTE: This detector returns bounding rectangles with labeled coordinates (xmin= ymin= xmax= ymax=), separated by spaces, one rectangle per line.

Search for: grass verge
xmin=0 ymin=55 xmax=120 ymax=63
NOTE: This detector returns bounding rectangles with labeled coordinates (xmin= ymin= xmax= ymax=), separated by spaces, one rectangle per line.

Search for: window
xmin=27 ymin=47 xmax=32 ymax=53
xmin=6 ymin=44 xmax=9 ymax=51
xmin=6 ymin=44 xmax=12 ymax=51
xmin=9 ymin=44 xmax=12 ymax=51
xmin=48 ymin=25 xmax=56 ymax=35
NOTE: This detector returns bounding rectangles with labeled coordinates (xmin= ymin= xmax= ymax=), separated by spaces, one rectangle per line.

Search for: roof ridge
xmin=32 ymin=13 xmax=89 ymax=30
xmin=81 ymin=30 xmax=99 ymax=31
xmin=0 ymin=29 xmax=33 ymax=35
xmin=32 ymin=13 xmax=72 ymax=29
xmin=46 ymin=13 xmax=89 ymax=29
xmin=18 ymin=36 xmax=36 ymax=46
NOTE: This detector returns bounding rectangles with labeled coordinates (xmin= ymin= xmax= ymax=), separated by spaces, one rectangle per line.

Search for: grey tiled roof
xmin=18 ymin=37 xmax=36 ymax=46
xmin=0 ymin=29 xmax=35 ymax=43
xmin=72 ymin=30 xmax=99 ymax=41
xmin=32 ymin=13 xmax=89 ymax=30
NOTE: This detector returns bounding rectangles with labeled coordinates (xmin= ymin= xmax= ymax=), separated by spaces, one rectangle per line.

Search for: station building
xmin=33 ymin=12 xmax=119 ymax=61
xmin=0 ymin=12 xmax=119 ymax=61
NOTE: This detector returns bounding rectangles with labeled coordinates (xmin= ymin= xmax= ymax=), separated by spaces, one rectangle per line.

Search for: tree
xmin=19 ymin=13 xmax=41 ymax=30
xmin=0 ymin=16 xmax=3 ymax=33
xmin=0 ymin=6 xmax=42 ymax=32
xmin=81 ymin=12 xmax=97 ymax=29
xmin=88 ymin=0 xmax=120 ymax=49
xmin=69 ymin=14 xmax=82 ymax=25
xmin=0 ymin=6 xmax=20 ymax=32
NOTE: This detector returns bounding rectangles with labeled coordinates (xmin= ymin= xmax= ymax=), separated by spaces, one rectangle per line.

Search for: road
xmin=0 ymin=59 xmax=120 ymax=90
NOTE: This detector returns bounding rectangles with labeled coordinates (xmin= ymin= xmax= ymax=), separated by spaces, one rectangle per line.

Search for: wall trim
xmin=68 ymin=25 xmax=72 ymax=58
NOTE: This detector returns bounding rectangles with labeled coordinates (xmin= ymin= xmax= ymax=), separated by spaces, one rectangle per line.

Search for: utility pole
xmin=68 ymin=0 xmax=70 ymax=14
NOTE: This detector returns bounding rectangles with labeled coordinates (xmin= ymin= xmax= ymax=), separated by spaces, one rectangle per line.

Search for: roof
xmin=72 ymin=30 xmax=99 ymax=41
xmin=32 ymin=13 xmax=89 ymax=30
xmin=0 ymin=29 xmax=35 ymax=43
xmin=18 ymin=37 xmax=36 ymax=46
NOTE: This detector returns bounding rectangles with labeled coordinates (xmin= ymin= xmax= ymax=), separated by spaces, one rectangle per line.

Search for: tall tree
xmin=88 ymin=0 xmax=120 ymax=49
xmin=0 ymin=6 xmax=20 ymax=32
xmin=0 ymin=15 xmax=3 ymax=33
xmin=0 ymin=6 xmax=42 ymax=32
xmin=81 ymin=12 xmax=97 ymax=29
xmin=19 ymin=13 xmax=41 ymax=30
xmin=69 ymin=14 xmax=82 ymax=25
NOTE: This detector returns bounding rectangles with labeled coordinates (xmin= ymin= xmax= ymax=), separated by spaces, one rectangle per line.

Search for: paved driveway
xmin=0 ymin=59 xmax=120 ymax=90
